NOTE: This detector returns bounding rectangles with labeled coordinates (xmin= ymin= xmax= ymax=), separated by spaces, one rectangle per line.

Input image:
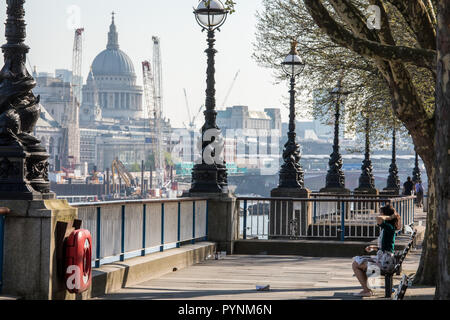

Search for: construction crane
xmin=182 ymin=90 xmax=204 ymax=162
xmin=183 ymin=88 xmax=192 ymax=128
xmin=111 ymin=158 xmax=140 ymax=197
xmin=152 ymin=36 xmax=165 ymax=190
xmin=183 ymin=89 xmax=205 ymax=130
xmin=142 ymin=60 xmax=164 ymax=190
xmin=60 ymin=27 xmax=83 ymax=170
xmin=221 ymin=69 xmax=240 ymax=108
xmin=141 ymin=37 xmax=166 ymax=192
xmin=142 ymin=61 xmax=155 ymax=119
xmin=192 ymin=105 xmax=204 ymax=129
xmin=142 ymin=60 xmax=159 ymax=178
xmin=152 ymin=36 xmax=163 ymax=120
xmin=72 ymin=28 xmax=84 ymax=111
xmin=183 ymin=89 xmax=204 ymax=130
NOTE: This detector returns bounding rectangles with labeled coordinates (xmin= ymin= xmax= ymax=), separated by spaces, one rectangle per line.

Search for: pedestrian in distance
xmin=403 ymin=176 xmax=414 ymax=196
xmin=351 ymin=204 xmax=401 ymax=297
xmin=415 ymin=181 xmax=424 ymax=208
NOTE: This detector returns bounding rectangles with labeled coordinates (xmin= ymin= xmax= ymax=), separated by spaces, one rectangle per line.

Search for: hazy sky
xmin=0 ymin=0 xmax=299 ymax=128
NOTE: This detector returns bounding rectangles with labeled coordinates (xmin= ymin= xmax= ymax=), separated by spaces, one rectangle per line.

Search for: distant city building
xmin=34 ymin=72 xmax=72 ymax=126
xmin=284 ymin=120 xmax=331 ymax=142
xmin=55 ymin=69 xmax=83 ymax=89
xmin=55 ymin=69 xmax=72 ymax=83
xmin=33 ymin=107 xmax=63 ymax=171
xmin=217 ymin=105 xmax=281 ymax=171
xmin=217 ymin=105 xmax=281 ymax=131
xmin=34 ymin=71 xmax=77 ymax=170
xmin=79 ymin=120 xmax=172 ymax=171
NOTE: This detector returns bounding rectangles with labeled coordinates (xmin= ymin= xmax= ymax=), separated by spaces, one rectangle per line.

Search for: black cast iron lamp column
xmin=384 ymin=127 xmax=400 ymax=194
xmin=190 ymin=0 xmax=229 ymax=194
xmin=355 ymin=116 xmax=376 ymax=193
xmin=277 ymin=41 xmax=306 ymax=189
xmin=0 ymin=0 xmax=53 ymax=200
xmin=412 ymin=152 xmax=422 ymax=184
xmin=320 ymin=78 xmax=351 ymax=193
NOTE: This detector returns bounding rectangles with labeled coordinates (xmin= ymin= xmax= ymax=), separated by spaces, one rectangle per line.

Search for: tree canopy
xmin=253 ymin=0 xmax=434 ymax=149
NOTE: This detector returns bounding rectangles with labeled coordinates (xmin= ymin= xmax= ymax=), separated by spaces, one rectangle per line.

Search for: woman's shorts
xmin=353 ymin=251 xmax=395 ymax=273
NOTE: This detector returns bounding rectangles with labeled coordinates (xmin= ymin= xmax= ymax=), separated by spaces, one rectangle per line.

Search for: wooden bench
xmin=381 ymin=230 xmax=417 ymax=298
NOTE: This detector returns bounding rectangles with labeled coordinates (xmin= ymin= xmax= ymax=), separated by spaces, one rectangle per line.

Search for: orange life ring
xmin=65 ymin=229 xmax=92 ymax=293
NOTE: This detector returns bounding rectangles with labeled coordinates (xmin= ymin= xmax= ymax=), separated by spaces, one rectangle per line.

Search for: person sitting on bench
xmin=351 ymin=204 xmax=401 ymax=297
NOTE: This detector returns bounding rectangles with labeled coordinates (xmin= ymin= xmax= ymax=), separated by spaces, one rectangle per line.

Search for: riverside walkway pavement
xmin=0 ymin=206 xmax=434 ymax=300
xmin=94 ymin=207 xmax=435 ymax=301
xmin=92 ymin=251 xmax=431 ymax=300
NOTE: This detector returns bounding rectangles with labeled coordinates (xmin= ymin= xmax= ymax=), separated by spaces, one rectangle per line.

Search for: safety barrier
xmin=238 ymin=195 xmax=415 ymax=240
xmin=57 ymin=195 xmax=98 ymax=203
xmin=73 ymin=198 xmax=209 ymax=268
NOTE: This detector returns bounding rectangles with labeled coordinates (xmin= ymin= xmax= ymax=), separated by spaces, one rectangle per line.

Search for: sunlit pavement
xmin=92 ymin=206 xmax=433 ymax=301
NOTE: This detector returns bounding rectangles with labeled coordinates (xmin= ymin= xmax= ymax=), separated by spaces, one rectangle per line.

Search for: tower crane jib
xmin=60 ymin=27 xmax=83 ymax=170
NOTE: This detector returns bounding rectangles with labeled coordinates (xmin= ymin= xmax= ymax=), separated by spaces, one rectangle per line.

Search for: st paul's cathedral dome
xmin=81 ymin=14 xmax=143 ymax=123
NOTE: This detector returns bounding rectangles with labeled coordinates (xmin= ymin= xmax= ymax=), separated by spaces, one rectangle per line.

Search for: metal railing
xmin=238 ymin=195 xmax=415 ymax=241
xmin=57 ymin=195 xmax=98 ymax=203
xmin=0 ymin=207 xmax=10 ymax=294
xmin=73 ymin=198 xmax=209 ymax=268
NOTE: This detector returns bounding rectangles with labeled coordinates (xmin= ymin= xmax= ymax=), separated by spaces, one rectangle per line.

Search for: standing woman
xmin=351 ymin=204 xmax=401 ymax=297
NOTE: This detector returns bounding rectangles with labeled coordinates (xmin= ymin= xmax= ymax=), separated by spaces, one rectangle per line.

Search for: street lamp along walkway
xmin=270 ymin=41 xmax=309 ymax=239
xmin=271 ymin=40 xmax=310 ymax=199
xmin=319 ymin=77 xmax=351 ymax=195
xmin=189 ymin=0 xmax=229 ymax=194
xmin=383 ymin=127 xmax=400 ymax=195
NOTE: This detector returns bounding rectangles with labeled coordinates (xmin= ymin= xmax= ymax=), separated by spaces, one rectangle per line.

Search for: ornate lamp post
xmin=354 ymin=116 xmax=377 ymax=194
xmin=383 ymin=127 xmax=400 ymax=195
xmin=270 ymin=41 xmax=309 ymax=239
xmin=189 ymin=0 xmax=229 ymax=194
xmin=272 ymin=41 xmax=309 ymax=194
xmin=412 ymin=152 xmax=422 ymax=183
xmin=320 ymin=78 xmax=351 ymax=194
xmin=0 ymin=0 xmax=52 ymax=200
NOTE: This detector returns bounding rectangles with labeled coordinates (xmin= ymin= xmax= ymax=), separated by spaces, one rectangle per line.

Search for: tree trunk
xmin=414 ymin=166 xmax=439 ymax=285
xmin=434 ymin=0 xmax=450 ymax=300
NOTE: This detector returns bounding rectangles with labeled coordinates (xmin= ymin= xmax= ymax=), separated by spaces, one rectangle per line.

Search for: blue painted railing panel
xmin=75 ymin=199 xmax=209 ymax=268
